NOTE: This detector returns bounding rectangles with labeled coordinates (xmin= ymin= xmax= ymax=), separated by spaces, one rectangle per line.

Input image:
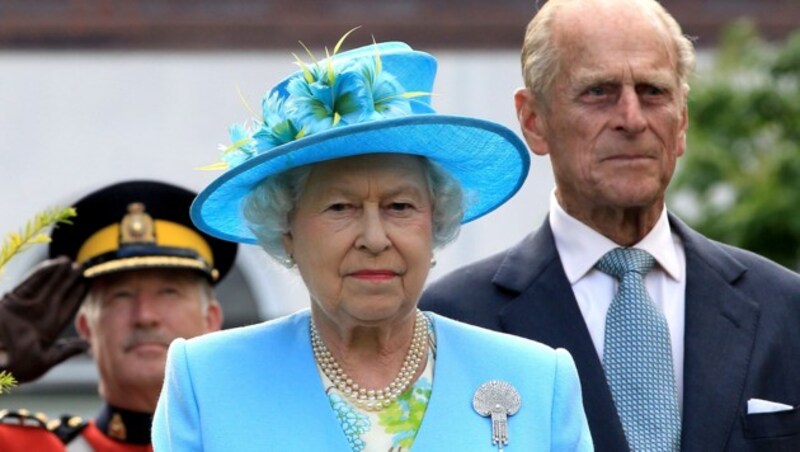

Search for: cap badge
xmin=119 ymin=202 xmax=156 ymax=245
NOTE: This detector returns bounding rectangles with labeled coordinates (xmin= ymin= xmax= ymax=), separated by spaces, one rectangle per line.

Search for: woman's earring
xmin=430 ymin=256 xmax=437 ymax=268
xmin=282 ymin=254 xmax=295 ymax=268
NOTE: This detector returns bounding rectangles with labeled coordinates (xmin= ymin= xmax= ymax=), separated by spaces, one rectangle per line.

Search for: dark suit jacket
xmin=420 ymin=214 xmax=800 ymax=451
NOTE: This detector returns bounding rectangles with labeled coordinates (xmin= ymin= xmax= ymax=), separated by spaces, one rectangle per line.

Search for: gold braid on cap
xmin=76 ymin=203 xmax=218 ymax=280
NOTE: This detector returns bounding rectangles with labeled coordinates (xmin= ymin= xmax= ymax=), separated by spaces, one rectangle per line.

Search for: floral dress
xmin=316 ymin=318 xmax=437 ymax=451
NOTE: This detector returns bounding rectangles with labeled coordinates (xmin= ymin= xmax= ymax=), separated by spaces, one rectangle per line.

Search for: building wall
xmin=0 ymin=0 xmax=795 ymax=49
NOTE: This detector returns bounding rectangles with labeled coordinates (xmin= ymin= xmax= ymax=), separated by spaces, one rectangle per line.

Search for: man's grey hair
xmin=521 ymin=0 xmax=696 ymax=103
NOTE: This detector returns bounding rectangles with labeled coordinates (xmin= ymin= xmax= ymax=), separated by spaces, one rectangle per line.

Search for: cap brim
xmin=82 ymin=255 xmax=216 ymax=280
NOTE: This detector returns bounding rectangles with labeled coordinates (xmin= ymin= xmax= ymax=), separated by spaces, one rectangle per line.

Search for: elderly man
xmin=0 ymin=180 xmax=236 ymax=451
xmin=421 ymin=1 xmax=800 ymax=451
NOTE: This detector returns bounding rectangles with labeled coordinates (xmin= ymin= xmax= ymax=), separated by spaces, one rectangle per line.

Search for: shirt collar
xmin=549 ymin=190 xmax=683 ymax=283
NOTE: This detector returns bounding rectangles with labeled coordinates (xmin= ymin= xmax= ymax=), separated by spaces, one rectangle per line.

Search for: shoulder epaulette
xmin=0 ymin=408 xmax=50 ymax=429
xmin=47 ymin=413 xmax=89 ymax=444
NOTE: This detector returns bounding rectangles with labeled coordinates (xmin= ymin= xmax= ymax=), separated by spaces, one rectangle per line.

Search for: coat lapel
xmin=494 ymin=219 xmax=629 ymax=452
xmin=272 ymin=312 xmax=354 ymax=450
xmin=672 ymin=217 xmax=760 ymax=452
xmin=412 ymin=315 xmax=479 ymax=450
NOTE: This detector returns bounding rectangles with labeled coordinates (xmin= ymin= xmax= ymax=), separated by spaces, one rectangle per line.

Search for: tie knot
xmin=596 ymin=247 xmax=655 ymax=279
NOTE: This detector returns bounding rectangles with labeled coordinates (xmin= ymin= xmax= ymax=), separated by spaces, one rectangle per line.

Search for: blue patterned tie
xmin=597 ymin=247 xmax=681 ymax=452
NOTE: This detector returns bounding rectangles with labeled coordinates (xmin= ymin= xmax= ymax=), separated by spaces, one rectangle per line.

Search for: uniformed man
xmin=0 ymin=180 xmax=237 ymax=451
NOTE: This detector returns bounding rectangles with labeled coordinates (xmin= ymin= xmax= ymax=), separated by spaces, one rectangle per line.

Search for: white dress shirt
xmin=549 ymin=191 xmax=687 ymax=407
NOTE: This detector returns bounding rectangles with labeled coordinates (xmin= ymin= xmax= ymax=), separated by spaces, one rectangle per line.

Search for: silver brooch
xmin=473 ymin=380 xmax=521 ymax=451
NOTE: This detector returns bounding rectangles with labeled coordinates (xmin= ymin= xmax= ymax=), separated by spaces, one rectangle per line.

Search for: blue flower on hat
xmin=253 ymin=92 xmax=304 ymax=151
xmin=201 ymin=36 xmax=430 ymax=172
xmin=286 ymin=62 xmax=373 ymax=135
xmin=358 ymin=59 xmax=412 ymax=120
xmin=218 ymin=122 xmax=256 ymax=168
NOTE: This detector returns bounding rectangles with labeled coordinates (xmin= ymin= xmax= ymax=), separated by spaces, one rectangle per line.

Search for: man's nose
xmin=132 ymin=293 xmax=161 ymax=327
xmin=612 ymin=87 xmax=647 ymax=134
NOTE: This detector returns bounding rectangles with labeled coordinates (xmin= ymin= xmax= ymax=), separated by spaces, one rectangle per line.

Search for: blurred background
xmin=1 ymin=0 xmax=798 ymax=419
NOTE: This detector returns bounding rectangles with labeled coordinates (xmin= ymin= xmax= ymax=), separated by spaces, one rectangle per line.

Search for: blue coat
xmin=421 ymin=214 xmax=800 ymax=451
xmin=152 ymin=310 xmax=593 ymax=451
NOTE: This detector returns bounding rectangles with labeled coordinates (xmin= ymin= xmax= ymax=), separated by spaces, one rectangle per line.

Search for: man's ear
xmin=75 ymin=312 xmax=92 ymax=341
xmin=204 ymin=301 xmax=224 ymax=332
xmin=514 ymin=87 xmax=550 ymax=156
xmin=677 ymin=102 xmax=688 ymax=157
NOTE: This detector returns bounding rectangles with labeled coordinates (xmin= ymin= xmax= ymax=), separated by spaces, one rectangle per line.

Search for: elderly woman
xmin=153 ymin=40 xmax=592 ymax=451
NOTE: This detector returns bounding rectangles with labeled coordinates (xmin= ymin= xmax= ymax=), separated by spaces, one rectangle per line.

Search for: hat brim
xmin=191 ymin=114 xmax=530 ymax=244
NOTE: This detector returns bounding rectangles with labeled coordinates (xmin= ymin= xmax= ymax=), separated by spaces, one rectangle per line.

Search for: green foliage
xmin=670 ymin=20 xmax=800 ymax=270
xmin=0 ymin=206 xmax=77 ymax=275
xmin=0 ymin=206 xmax=77 ymax=394
xmin=0 ymin=371 xmax=17 ymax=394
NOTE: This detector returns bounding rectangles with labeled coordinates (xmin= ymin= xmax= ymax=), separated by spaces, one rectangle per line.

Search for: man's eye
xmin=108 ymin=291 xmax=133 ymax=302
xmin=587 ymin=86 xmax=606 ymax=96
xmin=639 ymin=85 xmax=665 ymax=96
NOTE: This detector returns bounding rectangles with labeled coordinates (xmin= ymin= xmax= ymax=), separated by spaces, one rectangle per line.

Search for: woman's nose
xmin=354 ymin=206 xmax=391 ymax=254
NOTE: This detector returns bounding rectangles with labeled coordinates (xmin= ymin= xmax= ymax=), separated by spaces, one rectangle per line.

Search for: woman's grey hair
xmin=243 ymin=156 xmax=464 ymax=264
xmin=521 ymin=0 xmax=696 ymax=104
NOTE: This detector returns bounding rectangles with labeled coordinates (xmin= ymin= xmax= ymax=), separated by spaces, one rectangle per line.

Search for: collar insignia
xmin=108 ymin=412 xmax=127 ymax=441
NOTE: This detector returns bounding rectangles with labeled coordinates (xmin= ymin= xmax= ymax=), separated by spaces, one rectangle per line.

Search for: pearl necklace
xmin=310 ymin=310 xmax=429 ymax=411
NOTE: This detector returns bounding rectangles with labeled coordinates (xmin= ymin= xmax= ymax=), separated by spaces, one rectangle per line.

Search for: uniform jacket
xmin=0 ymin=405 xmax=153 ymax=452
xmin=0 ymin=415 xmax=64 ymax=452
xmin=420 ymin=214 xmax=800 ymax=451
xmin=152 ymin=310 xmax=593 ymax=451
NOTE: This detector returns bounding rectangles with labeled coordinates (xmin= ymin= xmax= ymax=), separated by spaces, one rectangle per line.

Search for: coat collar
xmin=94 ymin=403 xmax=153 ymax=445
xmin=280 ymin=311 xmax=537 ymax=450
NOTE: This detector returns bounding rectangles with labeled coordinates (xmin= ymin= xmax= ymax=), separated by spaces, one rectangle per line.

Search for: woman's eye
xmin=388 ymin=202 xmax=413 ymax=212
xmin=327 ymin=203 xmax=350 ymax=212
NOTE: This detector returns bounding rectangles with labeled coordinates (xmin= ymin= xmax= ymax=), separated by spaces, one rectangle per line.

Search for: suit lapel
xmin=488 ymin=215 xmax=761 ymax=451
xmin=495 ymin=219 xmax=629 ymax=452
xmin=673 ymin=217 xmax=760 ymax=452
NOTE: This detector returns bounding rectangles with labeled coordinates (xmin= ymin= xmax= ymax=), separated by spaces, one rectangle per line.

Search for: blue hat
xmin=192 ymin=41 xmax=529 ymax=244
